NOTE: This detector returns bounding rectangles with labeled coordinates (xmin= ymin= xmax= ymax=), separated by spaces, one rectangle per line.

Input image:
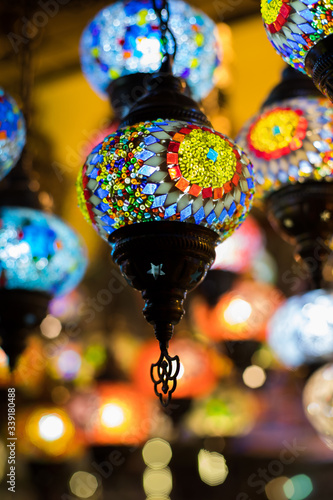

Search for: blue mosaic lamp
xmin=0 ymin=87 xmax=26 ymax=181
xmin=0 ymin=207 xmax=87 ymax=297
xmin=0 ymin=205 xmax=87 ymax=369
xmin=268 ymin=289 xmax=333 ymax=368
xmin=80 ymin=0 xmax=221 ymax=116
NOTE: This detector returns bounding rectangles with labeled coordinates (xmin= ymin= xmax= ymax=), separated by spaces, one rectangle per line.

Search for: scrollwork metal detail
xmin=150 ymin=345 xmax=180 ymax=407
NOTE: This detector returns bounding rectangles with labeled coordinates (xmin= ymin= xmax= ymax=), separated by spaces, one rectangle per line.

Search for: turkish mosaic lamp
xmin=261 ymin=0 xmax=333 ymax=102
xmin=0 ymin=87 xmax=26 ymax=181
xmin=0 ymin=205 xmax=87 ymax=368
xmin=80 ymin=0 xmax=221 ymax=117
xmin=237 ymin=67 xmax=333 ymax=288
xmin=268 ymin=289 xmax=333 ymax=368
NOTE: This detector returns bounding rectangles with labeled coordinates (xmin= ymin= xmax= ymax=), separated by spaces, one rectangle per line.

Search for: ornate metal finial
xmin=151 ymin=342 xmax=180 ymax=407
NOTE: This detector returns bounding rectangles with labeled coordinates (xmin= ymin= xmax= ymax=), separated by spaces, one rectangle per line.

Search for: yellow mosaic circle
xmin=249 ymin=109 xmax=300 ymax=153
xmin=178 ymin=129 xmax=236 ymax=188
xmin=261 ymin=0 xmax=283 ymax=25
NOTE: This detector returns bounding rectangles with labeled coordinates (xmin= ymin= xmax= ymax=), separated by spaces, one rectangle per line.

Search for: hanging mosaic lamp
xmin=237 ymin=66 xmax=333 ymax=288
xmin=77 ymin=1 xmax=254 ymax=406
xmin=303 ymin=362 xmax=333 ymax=450
xmin=268 ymin=288 xmax=333 ymax=368
xmin=0 ymin=87 xmax=26 ymax=181
xmin=80 ymin=0 xmax=221 ymax=118
xmin=261 ymin=0 xmax=333 ymax=101
xmin=0 ymin=157 xmax=87 ymax=369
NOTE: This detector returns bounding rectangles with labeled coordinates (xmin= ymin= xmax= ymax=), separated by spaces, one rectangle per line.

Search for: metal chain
xmin=152 ymin=0 xmax=177 ymax=61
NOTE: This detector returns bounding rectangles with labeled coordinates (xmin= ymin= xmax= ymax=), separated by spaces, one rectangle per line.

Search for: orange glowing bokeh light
xmin=132 ymin=337 xmax=224 ymax=399
xmin=83 ymin=383 xmax=151 ymax=446
xmin=17 ymin=406 xmax=84 ymax=460
xmin=193 ymin=280 xmax=284 ymax=341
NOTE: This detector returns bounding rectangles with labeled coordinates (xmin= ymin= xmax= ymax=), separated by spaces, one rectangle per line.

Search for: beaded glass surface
xmin=77 ymin=119 xmax=255 ymax=243
xmin=268 ymin=289 xmax=333 ymax=367
xmin=0 ymin=88 xmax=26 ymax=181
xmin=261 ymin=0 xmax=333 ymax=73
xmin=236 ymin=96 xmax=333 ymax=199
xmin=0 ymin=207 xmax=87 ymax=296
xmin=80 ymin=0 xmax=220 ymax=100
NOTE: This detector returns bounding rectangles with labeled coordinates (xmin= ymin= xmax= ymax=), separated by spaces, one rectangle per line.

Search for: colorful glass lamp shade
xmin=268 ymin=289 xmax=333 ymax=368
xmin=303 ymin=363 xmax=333 ymax=450
xmin=0 ymin=88 xmax=26 ymax=181
xmin=0 ymin=206 xmax=87 ymax=368
xmin=78 ymin=4 xmax=253 ymax=405
xmin=261 ymin=0 xmax=333 ymax=101
xmin=237 ymin=69 xmax=333 ymax=288
xmin=77 ymin=116 xmax=254 ymax=404
xmin=80 ymin=0 xmax=220 ymax=111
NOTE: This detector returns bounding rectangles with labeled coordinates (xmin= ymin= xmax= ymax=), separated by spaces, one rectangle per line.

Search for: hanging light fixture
xmin=77 ymin=0 xmax=254 ymax=405
xmin=237 ymin=67 xmax=333 ymax=289
xmin=303 ymin=362 xmax=333 ymax=450
xmin=260 ymin=0 xmax=333 ymax=101
xmin=80 ymin=0 xmax=221 ymax=118
xmin=0 ymin=199 xmax=87 ymax=368
xmin=268 ymin=288 xmax=333 ymax=368
xmin=0 ymin=87 xmax=25 ymax=181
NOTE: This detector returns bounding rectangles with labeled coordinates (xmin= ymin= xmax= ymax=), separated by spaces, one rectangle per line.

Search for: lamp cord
xmin=152 ymin=0 xmax=177 ymax=64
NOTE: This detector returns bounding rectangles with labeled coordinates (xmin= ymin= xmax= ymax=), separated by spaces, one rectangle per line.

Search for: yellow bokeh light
xmin=100 ymin=403 xmax=125 ymax=429
xmin=143 ymin=467 xmax=173 ymax=497
xmin=69 ymin=471 xmax=99 ymax=499
xmin=40 ymin=314 xmax=62 ymax=339
xmin=265 ymin=477 xmax=289 ymax=500
xmin=142 ymin=439 xmax=172 ymax=469
xmin=198 ymin=449 xmax=228 ymax=486
xmin=223 ymin=298 xmax=252 ymax=326
xmin=242 ymin=365 xmax=267 ymax=389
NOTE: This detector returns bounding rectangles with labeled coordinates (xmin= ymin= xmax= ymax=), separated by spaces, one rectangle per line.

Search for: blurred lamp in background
xmin=303 ymin=362 xmax=333 ymax=450
xmin=184 ymin=385 xmax=260 ymax=438
xmin=193 ymin=279 xmax=284 ymax=342
xmin=68 ymin=383 xmax=152 ymax=446
xmin=237 ymin=68 xmax=333 ymax=289
xmin=0 ymin=206 xmax=87 ymax=368
xmin=261 ymin=0 xmax=333 ymax=102
xmin=0 ymin=88 xmax=25 ymax=181
xmin=268 ymin=289 xmax=333 ymax=368
xmin=80 ymin=0 xmax=221 ymax=113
